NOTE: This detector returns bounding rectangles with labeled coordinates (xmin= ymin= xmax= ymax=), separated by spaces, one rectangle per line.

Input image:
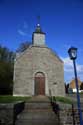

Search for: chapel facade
xmin=13 ymin=23 xmax=65 ymax=96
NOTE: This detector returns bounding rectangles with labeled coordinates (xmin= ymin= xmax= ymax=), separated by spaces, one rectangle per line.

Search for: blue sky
xmin=0 ymin=0 xmax=83 ymax=83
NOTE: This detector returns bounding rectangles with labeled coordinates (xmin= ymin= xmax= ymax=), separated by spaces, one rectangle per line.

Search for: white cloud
xmin=61 ymin=57 xmax=83 ymax=83
xmin=61 ymin=57 xmax=83 ymax=73
xmin=77 ymin=65 xmax=83 ymax=73
xmin=18 ymin=29 xmax=27 ymax=36
xmin=61 ymin=57 xmax=73 ymax=72
xmin=17 ymin=21 xmax=32 ymax=37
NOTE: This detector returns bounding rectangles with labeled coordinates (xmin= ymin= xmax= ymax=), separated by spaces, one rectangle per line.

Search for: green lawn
xmin=51 ymin=96 xmax=73 ymax=104
xmin=0 ymin=95 xmax=31 ymax=103
xmin=0 ymin=95 xmax=74 ymax=104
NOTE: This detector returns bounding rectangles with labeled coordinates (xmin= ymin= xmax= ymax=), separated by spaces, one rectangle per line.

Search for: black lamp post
xmin=68 ymin=47 xmax=83 ymax=125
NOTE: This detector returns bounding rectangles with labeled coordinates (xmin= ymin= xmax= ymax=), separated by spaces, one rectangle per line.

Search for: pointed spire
xmin=37 ymin=16 xmax=40 ymax=25
xmin=35 ymin=16 xmax=42 ymax=33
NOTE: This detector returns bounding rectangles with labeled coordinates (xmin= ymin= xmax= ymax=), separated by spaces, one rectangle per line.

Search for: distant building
xmin=13 ymin=23 xmax=65 ymax=96
xmin=69 ymin=78 xmax=82 ymax=93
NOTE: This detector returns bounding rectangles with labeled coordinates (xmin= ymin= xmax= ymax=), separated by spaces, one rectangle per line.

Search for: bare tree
xmin=16 ymin=41 xmax=32 ymax=53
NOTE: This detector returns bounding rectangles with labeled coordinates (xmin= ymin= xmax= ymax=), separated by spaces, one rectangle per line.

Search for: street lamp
xmin=68 ymin=47 xmax=83 ymax=125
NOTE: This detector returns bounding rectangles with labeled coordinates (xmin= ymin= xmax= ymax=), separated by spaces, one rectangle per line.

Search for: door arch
xmin=35 ymin=72 xmax=45 ymax=95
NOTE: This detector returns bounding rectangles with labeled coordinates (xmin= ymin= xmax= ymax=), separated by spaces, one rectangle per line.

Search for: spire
xmin=35 ymin=16 xmax=42 ymax=33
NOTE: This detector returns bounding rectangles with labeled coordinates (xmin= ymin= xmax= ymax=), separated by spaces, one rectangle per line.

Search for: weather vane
xmin=37 ymin=15 xmax=40 ymax=26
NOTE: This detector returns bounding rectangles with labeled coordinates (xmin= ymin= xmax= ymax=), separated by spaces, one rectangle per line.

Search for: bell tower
xmin=32 ymin=23 xmax=46 ymax=46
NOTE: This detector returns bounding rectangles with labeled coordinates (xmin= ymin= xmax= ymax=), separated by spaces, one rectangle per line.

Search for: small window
xmin=53 ymin=82 xmax=57 ymax=85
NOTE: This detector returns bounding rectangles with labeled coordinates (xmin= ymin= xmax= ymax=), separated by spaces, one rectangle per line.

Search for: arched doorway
xmin=35 ymin=72 xmax=45 ymax=95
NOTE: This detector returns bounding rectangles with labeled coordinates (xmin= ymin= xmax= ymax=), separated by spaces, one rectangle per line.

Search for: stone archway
xmin=35 ymin=72 xmax=45 ymax=95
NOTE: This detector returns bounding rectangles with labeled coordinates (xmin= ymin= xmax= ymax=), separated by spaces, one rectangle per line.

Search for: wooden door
xmin=35 ymin=72 xmax=45 ymax=95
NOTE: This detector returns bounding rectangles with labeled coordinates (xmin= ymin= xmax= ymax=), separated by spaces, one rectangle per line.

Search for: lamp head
xmin=68 ymin=47 xmax=77 ymax=60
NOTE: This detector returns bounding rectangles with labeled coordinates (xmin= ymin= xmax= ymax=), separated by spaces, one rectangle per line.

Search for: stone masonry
xmin=13 ymin=45 xmax=65 ymax=96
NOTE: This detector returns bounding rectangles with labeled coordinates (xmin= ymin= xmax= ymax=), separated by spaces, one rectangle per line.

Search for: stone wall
xmin=0 ymin=102 xmax=24 ymax=125
xmin=57 ymin=102 xmax=80 ymax=125
xmin=13 ymin=46 xmax=65 ymax=97
xmin=0 ymin=103 xmax=14 ymax=125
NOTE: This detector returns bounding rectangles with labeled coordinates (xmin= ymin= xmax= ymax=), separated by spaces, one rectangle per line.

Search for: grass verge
xmin=51 ymin=96 xmax=73 ymax=104
xmin=0 ymin=95 xmax=31 ymax=103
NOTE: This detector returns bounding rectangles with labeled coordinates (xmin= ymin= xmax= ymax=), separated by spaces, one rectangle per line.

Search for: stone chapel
xmin=13 ymin=23 xmax=65 ymax=97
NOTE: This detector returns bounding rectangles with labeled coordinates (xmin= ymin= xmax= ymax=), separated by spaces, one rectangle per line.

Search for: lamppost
xmin=68 ymin=47 xmax=83 ymax=125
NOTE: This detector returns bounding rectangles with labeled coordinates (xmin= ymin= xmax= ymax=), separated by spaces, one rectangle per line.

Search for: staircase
xmin=15 ymin=96 xmax=60 ymax=125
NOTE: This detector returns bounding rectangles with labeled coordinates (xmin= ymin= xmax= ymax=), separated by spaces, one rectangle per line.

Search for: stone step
xmin=15 ymin=119 xmax=59 ymax=125
xmin=15 ymin=96 xmax=60 ymax=125
xmin=28 ymin=95 xmax=50 ymax=102
xmin=24 ymin=102 xmax=52 ymax=110
xmin=17 ymin=110 xmax=57 ymax=120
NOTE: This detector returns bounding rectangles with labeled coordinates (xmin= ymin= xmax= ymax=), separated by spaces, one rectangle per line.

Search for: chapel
xmin=13 ymin=23 xmax=65 ymax=96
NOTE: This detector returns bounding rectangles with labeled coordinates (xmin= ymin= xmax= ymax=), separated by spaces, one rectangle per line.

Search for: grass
xmin=0 ymin=95 xmax=31 ymax=103
xmin=0 ymin=95 xmax=74 ymax=104
xmin=51 ymin=96 xmax=73 ymax=104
